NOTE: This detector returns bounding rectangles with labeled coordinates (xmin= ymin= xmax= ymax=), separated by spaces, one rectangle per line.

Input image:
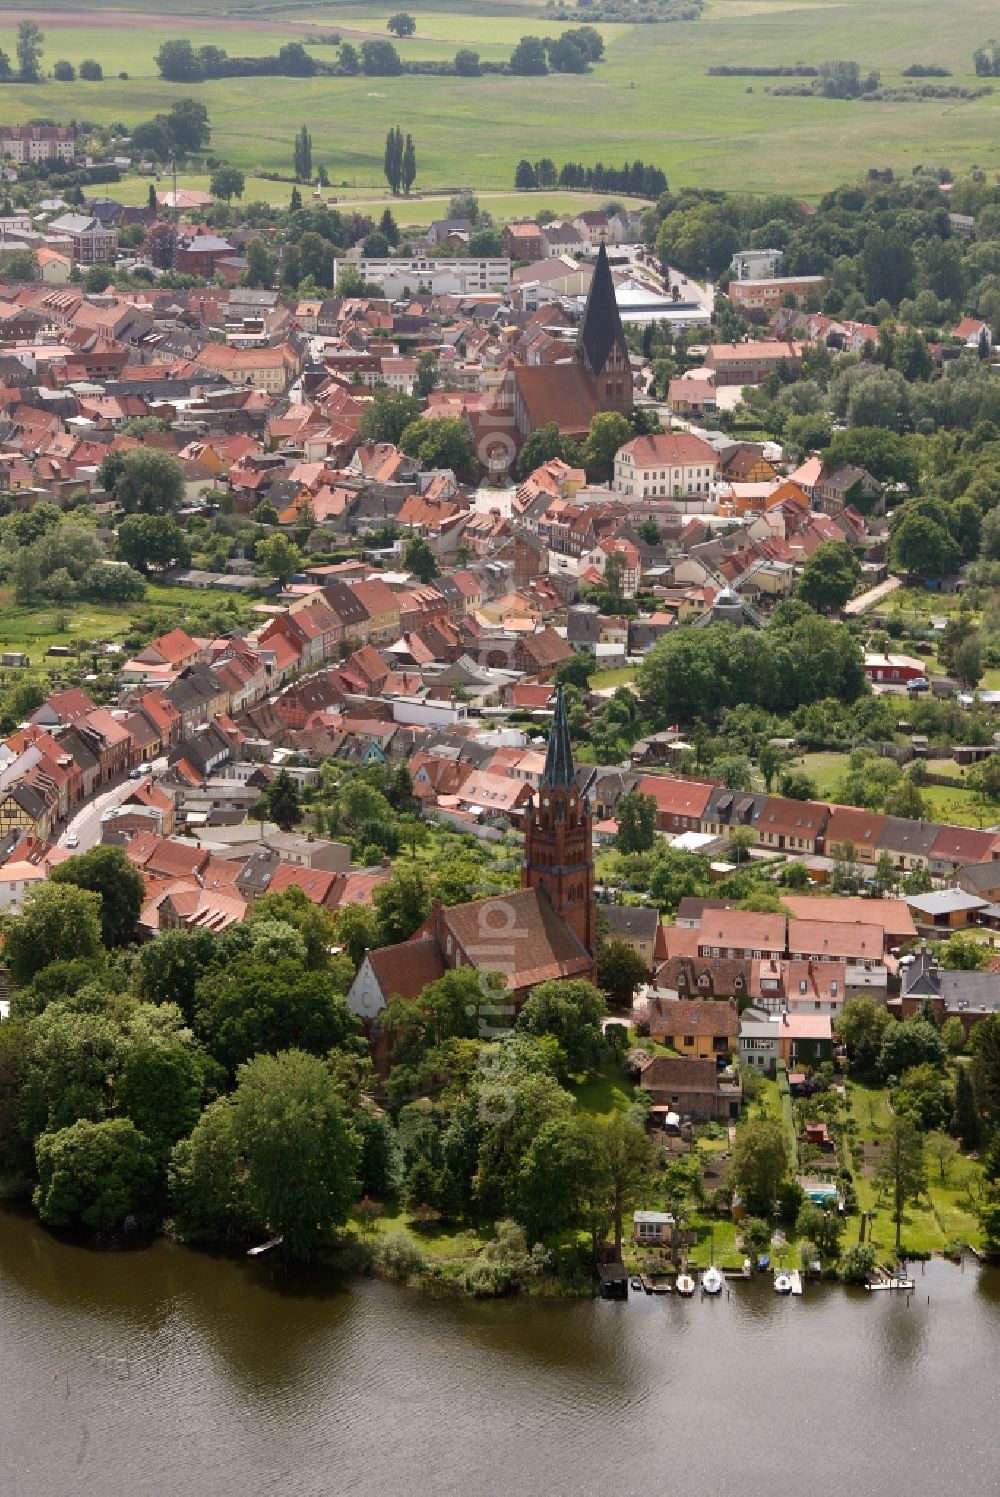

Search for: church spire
xmin=542 ymin=685 xmax=574 ymax=789
xmin=576 ymin=239 xmax=626 ymax=379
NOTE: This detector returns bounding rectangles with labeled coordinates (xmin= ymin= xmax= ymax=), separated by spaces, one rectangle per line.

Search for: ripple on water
xmin=1 ymin=1212 xmax=998 ymax=1497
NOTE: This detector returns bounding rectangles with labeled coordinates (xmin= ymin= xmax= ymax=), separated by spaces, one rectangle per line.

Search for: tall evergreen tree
xmin=401 ymin=133 xmax=416 ymax=195
xmin=952 ymin=1064 xmax=979 ymax=1151
xmin=293 ymin=124 xmax=312 ymax=183
xmin=384 ymin=127 xmax=403 ymax=194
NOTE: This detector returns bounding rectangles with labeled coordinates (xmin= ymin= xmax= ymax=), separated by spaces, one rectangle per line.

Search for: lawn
xmin=590 ymin=666 xmax=636 ymax=690
xmin=794 ymin=750 xmax=852 ymax=799
xmin=793 ymin=749 xmax=992 ymax=828
xmin=1 ymin=0 xmax=999 ymax=199
xmin=0 ymin=581 xmax=250 ymax=676
xmin=567 ymin=1050 xmax=636 ymax=1117
xmin=355 ymin=1200 xmax=494 ymax=1263
xmin=847 ymin=1080 xmax=983 ymax=1257
xmin=110 ymin=173 xmax=650 ymax=226
xmin=879 ymin=587 xmax=979 ymax=623
xmin=918 ymin=779 xmax=995 ymax=829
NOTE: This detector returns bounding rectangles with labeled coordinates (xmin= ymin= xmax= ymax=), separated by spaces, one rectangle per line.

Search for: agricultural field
xmin=0 ymin=0 xmax=997 ymax=202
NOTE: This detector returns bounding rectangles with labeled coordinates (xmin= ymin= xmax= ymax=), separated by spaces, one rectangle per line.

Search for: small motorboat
xmin=675 ymin=1273 xmax=696 ymax=1297
xmin=757 ymin=1254 xmax=770 ymax=1272
xmin=702 ymin=1266 xmax=724 ymax=1295
xmin=774 ymin=1272 xmax=793 ymax=1295
xmin=630 ymin=1276 xmax=643 ymax=1292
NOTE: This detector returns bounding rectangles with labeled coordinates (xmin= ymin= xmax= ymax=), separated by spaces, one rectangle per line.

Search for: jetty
xmin=865 ymin=1265 xmax=916 ymax=1292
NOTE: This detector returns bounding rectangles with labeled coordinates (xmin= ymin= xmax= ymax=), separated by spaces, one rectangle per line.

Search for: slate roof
xmin=901 ymin=949 xmax=1000 ymax=1015
xmin=577 ymin=241 xmax=626 ymax=378
xmin=542 ymin=685 xmax=574 ymax=790
xmin=603 ymin=904 xmax=660 ymax=942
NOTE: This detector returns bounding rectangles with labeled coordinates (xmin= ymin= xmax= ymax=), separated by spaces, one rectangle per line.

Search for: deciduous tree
xmin=16 ymin=20 xmax=44 ymax=81
xmin=3 ymin=883 xmax=103 ymax=984
xmin=34 ymin=1117 xmax=158 ymax=1232
xmin=795 ymin=540 xmax=862 ymax=613
xmin=210 ymin=165 xmax=245 ymax=202
xmin=50 ymin=846 xmax=145 ymax=949
xmin=596 ymin=940 xmax=648 ymax=1010
xmin=728 ymin=1118 xmax=789 ymax=1215
xmin=877 ymin=1114 xmax=926 ymax=1252
xmin=99 ymin=448 xmax=184 ymax=515
xmin=518 ymin=979 xmax=604 ymax=1072
xmin=233 ymin=1049 xmax=360 ymax=1259
xmin=193 ymin=955 xmax=359 ymax=1075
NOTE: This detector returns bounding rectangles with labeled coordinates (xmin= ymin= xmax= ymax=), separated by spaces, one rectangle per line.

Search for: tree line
xmin=514 ymin=157 xmax=667 ymax=195
xmin=156 ymin=28 xmax=605 ymax=84
xmin=156 ymin=39 xmax=329 ymax=81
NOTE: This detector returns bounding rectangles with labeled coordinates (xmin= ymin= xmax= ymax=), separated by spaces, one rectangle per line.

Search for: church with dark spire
xmin=574 ymin=239 xmax=633 ymax=416
xmin=522 ymin=687 xmax=596 ymax=959
xmin=346 ymin=688 xmax=597 ymax=1035
xmin=498 ymin=240 xmax=634 ymax=452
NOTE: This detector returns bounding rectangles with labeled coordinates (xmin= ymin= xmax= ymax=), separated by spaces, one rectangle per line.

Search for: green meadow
xmin=0 ymin=0 xmax=995 ymax=202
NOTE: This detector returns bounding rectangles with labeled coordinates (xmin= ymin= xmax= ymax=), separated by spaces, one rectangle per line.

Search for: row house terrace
xmin=537 ymin=501 xmax=622 ymax=560
xmin=351 ymin=579 xmax=400 ymax=646
xmin=755 ymin=796 xmax=829 ymax=856
xmin=636 ymin=774 xmax=715 ymax=835
xmin=165 ymin=664 xmax=233 ymax=737
xmin=320 ymin=580 xmax=371 ymax=648
xmin=751 ymin=958 xmax=848 ymax=1017
xmin=696 ymin=911 xmax=786 ymax=961
xmin=642 ymin=768 xmax=998 ymax=876
xmin=786 ymin=918 xmax=888 ymax=997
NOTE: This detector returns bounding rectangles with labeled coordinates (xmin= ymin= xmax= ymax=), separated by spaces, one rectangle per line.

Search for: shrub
xmin=372 ymin=1230 xmax=427 ymax=1281
xmin=463 ymin=1219 xmax=548 ymax=1297
xmin=839 ymin=1243 xmax=876 ymax=1284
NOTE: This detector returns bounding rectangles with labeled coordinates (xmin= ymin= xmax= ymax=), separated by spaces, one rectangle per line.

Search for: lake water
xmin=1 ymin=1205 xmax=997 ymax=1497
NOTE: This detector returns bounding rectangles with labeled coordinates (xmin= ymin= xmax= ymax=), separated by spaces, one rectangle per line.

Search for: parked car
xmin=65 ymin=832 xmax=79 ymax=848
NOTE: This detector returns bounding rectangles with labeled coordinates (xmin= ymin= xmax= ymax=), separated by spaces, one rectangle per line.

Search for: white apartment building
xmin=613 ymin=431 xmax=720 ymax=499
xmin=336 ymin=255 xmax=511 ymax=299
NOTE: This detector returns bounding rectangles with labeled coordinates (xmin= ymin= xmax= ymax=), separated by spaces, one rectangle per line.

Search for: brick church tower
xmin=575 ymin=239 xmax=633 ymax=416
xmin=522 ymin=686 xmax=596 ymax=960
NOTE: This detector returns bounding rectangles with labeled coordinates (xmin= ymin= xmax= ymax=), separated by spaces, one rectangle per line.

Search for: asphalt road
xmin=58 ymin=759 xmax=166 ymax=852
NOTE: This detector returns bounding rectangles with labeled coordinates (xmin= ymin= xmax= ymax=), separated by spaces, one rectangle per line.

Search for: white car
xmin=65 ymin=832 xmax=80 ymax=848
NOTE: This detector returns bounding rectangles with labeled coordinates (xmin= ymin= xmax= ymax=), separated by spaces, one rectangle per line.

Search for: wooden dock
xmin=865 ymin=1265 xmax=916 ymax=1292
